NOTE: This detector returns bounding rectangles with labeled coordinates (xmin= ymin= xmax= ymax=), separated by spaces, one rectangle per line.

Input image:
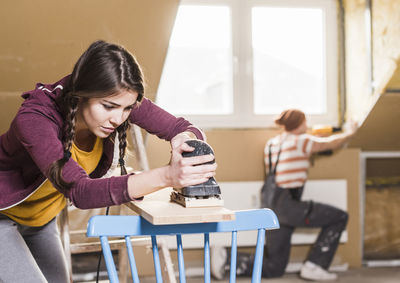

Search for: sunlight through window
xmin=252 ymin=7 xmax=326 ymax=114
xmin=156 ymin=0 xmax=338 ymax=128
xmin=157 ymin=5 xmax=233 ymax=115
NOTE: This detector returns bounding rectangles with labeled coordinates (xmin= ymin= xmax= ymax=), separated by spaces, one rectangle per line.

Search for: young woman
xmin=0 ymin=40 xmax=217 ymax=283
xmin=211 ymin=109 xmax=357 ymax=281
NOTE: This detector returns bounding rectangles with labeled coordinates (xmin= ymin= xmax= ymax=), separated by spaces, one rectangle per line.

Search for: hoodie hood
xmin=18 ymin=75 xmax=71 ymax=128
xmin=17 ymin=74 xmax=114 ymax=178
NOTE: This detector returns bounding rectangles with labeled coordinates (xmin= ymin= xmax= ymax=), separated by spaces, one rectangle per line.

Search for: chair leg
xmin=118 ymin=246 xmax=129 ymax=283
xmin=59 ymin=206 xmax=73 ymax=283
xmin=158 ymin=238 xmax=177 ymax=283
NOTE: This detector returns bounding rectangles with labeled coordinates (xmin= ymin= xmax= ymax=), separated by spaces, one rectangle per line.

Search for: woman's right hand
xmin=342 ymin=119 xmax=358 ymax=137
xmin=127 ymin=140 xmax=217 ymax=199
xmin=166 ymin=141 xmax=217 ymax=189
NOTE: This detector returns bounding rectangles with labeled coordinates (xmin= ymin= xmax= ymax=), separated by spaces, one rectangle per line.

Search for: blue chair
xmin=87 ymin=208 xmax=279 ymax=283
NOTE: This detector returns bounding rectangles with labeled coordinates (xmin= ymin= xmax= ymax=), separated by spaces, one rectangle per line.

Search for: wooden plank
xmin=125 ymin=187 xmax=235 ymax=225
xmin=70 ymin=237 xmax=152 ymax=254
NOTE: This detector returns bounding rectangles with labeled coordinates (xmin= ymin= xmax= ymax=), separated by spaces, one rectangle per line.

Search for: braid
xmin=117 ymin=121 xmax=129 ymax=176
xmin=47 ymin=93 xmax=79 ymax=191
xmin=63 ymin=95 xmax=79 ymax=152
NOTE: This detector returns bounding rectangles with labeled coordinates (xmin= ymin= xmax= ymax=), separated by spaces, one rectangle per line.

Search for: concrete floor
xmin=133 ymin=266 xmax=400 ymax=283
xmin=73 ymin=253 xmax=400 ymax=283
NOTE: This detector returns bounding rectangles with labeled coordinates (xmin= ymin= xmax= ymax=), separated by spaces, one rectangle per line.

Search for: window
xmin=156 ymin=4 xmax=233 ymax=115
xmin=156 ymin=0 xmax=338 ymax=128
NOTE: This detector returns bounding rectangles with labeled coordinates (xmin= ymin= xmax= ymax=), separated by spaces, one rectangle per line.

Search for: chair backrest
xmin=87 ymin=208 xmax=279 ymax=283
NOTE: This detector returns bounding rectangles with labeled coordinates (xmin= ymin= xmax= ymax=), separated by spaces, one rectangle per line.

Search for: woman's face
xmin=76 ymin=90 xmax=139 ymax=138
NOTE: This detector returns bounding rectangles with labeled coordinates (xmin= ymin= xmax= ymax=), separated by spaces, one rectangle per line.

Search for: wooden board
xmin=125 ymin=187 xmax=235 ymax=225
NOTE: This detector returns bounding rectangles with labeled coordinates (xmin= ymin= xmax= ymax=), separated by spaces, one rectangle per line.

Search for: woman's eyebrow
xmin=103 ymin=99 xmax=121 ymax=106
xmin=103 ymin=99 xmax=135 ymax=107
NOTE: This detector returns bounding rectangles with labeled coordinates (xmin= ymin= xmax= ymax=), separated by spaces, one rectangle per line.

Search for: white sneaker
xmin=300 ymin=261 xmax=338 ymax=281
xmin=210 ymin=246 xmax=228 ymax=280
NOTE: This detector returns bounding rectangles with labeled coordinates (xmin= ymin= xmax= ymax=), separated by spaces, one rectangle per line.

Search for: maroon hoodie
xmin=0 ymin=76 xmax=204 ymax=210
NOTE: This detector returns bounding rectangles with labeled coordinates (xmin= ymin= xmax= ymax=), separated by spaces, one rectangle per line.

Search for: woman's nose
xmin=109 ymin=111 xmax=125 ymax=126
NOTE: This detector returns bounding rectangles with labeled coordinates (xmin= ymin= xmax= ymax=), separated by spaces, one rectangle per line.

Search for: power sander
xmin=170 ymin=139 xmax=224 ymax=208
xmin=311 ymin=125 xmax=342 ymax=156
xmin=311 ymin=125 xmax=341 ymax=137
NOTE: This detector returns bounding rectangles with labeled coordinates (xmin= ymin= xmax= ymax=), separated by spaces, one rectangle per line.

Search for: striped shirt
xmin=264 ymin=133 xmax=317 ymax=189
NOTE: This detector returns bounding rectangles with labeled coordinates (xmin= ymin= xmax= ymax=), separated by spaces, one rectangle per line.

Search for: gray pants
xmin=0 ymin=214 xmax=70 ymax=283
xmin=261 ymin=186 xmax=348 ymax=277
xmin=237 ymin=186 xmax=348 ymax=278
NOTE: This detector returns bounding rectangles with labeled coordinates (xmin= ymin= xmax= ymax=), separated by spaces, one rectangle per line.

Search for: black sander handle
xmin=180 ymin=140 xmax=221 ymax=197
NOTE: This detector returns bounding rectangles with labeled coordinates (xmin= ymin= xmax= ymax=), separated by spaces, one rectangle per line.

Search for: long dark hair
xmin=48 ymin=40 xmax=144 ymax=191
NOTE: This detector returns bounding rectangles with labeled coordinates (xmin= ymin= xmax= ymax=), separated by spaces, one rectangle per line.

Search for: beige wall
xmin=350 ymin=92 xmax=400 ymax=151
xmin=0 ymin=92 xmax=23 ymax=133
xmin=0 ymin=0 xmax=179 ymax=98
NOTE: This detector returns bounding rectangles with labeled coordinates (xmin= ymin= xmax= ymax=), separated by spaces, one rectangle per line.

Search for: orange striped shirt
xmin=264 ymin=133 xmax=316 ymax=189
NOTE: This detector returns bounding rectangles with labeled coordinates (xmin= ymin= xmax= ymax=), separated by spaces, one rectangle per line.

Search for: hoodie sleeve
xmin=129 ymin=98 xmax=205 ymax=141
xmin=13 ymin=111 xmax=132 ymax=209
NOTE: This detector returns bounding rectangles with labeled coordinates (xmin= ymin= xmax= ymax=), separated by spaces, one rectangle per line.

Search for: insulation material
xmin=344 ymin=0 xmax=374 ymax=122
xmin=364 ymin=177 xmax=400 ymax=260
xmin=373 ymin=0 xmax=400 ymax=86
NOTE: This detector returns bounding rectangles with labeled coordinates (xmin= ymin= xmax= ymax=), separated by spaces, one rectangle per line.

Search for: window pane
xmin=156 ymin=5 xmax=233 ymax=115
xmin=252 ymin=7 xmax=326 ymax=115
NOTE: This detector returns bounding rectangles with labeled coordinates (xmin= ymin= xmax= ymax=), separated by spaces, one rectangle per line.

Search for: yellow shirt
xmin=2 ymin=137 xmax=103 ymax=226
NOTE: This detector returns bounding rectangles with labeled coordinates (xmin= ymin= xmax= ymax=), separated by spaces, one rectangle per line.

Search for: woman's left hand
xmin=170 ymin=131 xmax=197 ymax=150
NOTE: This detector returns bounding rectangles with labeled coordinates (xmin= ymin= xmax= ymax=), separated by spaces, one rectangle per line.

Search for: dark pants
xmin=240 ymin=186 xmax=348 ymax=278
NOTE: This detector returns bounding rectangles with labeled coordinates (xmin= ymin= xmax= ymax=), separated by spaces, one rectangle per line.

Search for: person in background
xmin=211 ymin=109 xmax=357 ymax=281
xmin=0 ymin=40 xmax=217 ymax=283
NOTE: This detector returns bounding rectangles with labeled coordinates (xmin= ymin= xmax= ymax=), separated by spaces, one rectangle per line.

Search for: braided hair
xmin=116 ymin=120 xmax=130 ymax=176
xmin=48 ymin=40 xmax=144 ymax=191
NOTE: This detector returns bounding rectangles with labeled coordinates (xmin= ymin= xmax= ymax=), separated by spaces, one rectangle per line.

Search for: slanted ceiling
xmin=387 ymin=62 xmax=400 ymax=90
xmin=0 ymin=0 xmax=179 ymax=101
xmin=350 ymin=63 xmax=400 ymax=150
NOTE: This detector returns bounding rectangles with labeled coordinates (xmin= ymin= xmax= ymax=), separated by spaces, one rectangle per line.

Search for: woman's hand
xmin=311 ymin=119 xmax=359 ymax=153
xmin=342 ymin=119 xmax=358 ymax=136
xmin=167 ymin=132 xmax=217 ymax=189
xmin=166 ymin=140 xmax=217 ymax=189
xmin=127 ymin=131 xmax=217 ymax=199
xmin=170 ymin=131 xmax=197 ymax=150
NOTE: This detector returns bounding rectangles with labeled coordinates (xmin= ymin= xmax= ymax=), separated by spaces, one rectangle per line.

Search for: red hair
xmin=274 ymin=109 xmax=305 ymax=131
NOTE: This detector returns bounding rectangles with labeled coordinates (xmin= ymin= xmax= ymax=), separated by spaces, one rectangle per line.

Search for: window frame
xmin=157 ymin=0 xmax=339 ymax=129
